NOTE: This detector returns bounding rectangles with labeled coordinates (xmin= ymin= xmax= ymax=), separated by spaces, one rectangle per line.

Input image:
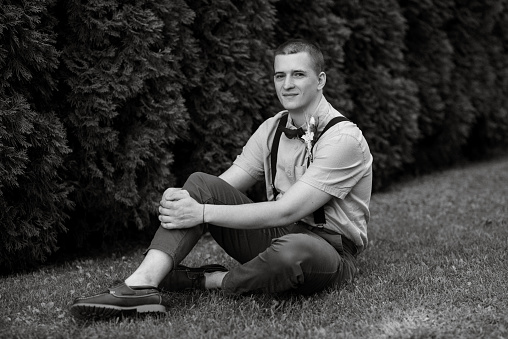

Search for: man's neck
xmin=288 ymin=95 xmax=323 ymax=128
xmin=288 ymin=112 xmax=307 ymax=129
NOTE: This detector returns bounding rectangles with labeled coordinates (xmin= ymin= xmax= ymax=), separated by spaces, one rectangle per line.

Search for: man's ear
xmin=317 ymin=72 xmax=326 ymax=90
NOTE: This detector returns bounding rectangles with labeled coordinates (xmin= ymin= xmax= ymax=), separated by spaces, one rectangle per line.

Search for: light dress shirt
xmin=233 ymin=95 xmax=373 ymax=253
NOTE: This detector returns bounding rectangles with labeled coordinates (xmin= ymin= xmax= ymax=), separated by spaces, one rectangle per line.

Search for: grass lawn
xmin=1 ymin=156 xmax=507 ymax=338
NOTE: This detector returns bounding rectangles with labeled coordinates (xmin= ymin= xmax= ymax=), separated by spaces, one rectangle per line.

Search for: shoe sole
xmin=70 ymin=303 xmax=166 ymax=319
xmin=175 ymin=264 xmax=229 ymax=273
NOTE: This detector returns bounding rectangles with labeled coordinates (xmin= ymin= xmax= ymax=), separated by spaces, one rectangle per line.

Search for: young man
xmin=70 ymin=39 xmax=373 ymax=319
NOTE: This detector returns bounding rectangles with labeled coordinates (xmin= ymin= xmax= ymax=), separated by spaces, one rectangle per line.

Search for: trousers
xmin=147 ymin=172 xmax=357 ymax=295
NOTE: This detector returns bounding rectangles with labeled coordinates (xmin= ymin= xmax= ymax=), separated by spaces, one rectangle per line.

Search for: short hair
xmin=273 ymin=39 xmax=325 ymax=75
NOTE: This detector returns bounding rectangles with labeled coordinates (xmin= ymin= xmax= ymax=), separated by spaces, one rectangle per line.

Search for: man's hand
xmin=162 ymin=187 xmax=182 ymax=200
xmin=159 ymin=189 xmax=203 ymax=229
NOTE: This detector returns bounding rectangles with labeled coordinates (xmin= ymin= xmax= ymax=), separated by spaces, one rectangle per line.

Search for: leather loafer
xmin=158 ymin=264 xmax=228 ymax=292
xmin=70 ymin=282 xmax=166 ymax=319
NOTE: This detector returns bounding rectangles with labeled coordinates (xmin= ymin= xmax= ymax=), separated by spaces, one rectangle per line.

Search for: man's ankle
xmin=124 ymin=278 xmax=151 ymax=287
xmin=204 ymin=271 xmax=227 ymax=289
xmin=124 ymin=273 xmax=161 ymax=287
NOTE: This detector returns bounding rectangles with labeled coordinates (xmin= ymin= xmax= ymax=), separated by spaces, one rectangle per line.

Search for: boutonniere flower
xmin=301 ymin=116 xmax=317 ymax=163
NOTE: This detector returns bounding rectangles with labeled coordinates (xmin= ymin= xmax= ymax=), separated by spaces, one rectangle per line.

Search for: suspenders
xmin=270 ymin=113 xmax=349 ymax=225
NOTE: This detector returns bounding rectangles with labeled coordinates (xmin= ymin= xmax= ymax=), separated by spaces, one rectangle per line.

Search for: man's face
xmin=273 ymin=52 xmax=324 ymax=115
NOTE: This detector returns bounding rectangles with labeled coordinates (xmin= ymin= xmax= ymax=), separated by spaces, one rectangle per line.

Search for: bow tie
xmin=277 ymin=126 xmax=305 ymax=139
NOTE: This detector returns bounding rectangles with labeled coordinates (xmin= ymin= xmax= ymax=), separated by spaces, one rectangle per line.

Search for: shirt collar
xmin=287 ymin=94 xmax=331 ymax=133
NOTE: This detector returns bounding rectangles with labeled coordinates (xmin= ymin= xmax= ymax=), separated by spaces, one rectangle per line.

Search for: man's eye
xmin=274 ymin=74 xmax=284 ymax=80
xmin=294 ymin=73 xmax=304 ymax=77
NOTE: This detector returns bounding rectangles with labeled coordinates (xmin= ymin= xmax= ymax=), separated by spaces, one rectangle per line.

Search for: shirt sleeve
xmin=299 ymin=128 xmax=370 ymax=199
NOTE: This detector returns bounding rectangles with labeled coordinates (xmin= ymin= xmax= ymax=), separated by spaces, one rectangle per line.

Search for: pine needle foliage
xmin=333 ymin=0 xmax=421 ymax=189
xmin=447 ymin=0 xmax=508 ymax=159
xmin=58 ymin=0 xmax=193 ymax=245
xmin=400 ymin=0 xmax=456 ymax=169
xmin=401 ymin=0 xmax=508 ymax=170
xmin=173 ymin=0 xmax=278 ymax=180
xmin=0 ymin=0 xmax=72 ymax=270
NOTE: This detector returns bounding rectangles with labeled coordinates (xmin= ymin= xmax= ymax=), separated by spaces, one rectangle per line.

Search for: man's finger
xmin=161 ymin=222 xmax=174 ymax=229
xmin=161 ymin=222 xmax=183 ymax=230
xmin=162 ymin=187 xmax=181 ymax=200
xmin=159 ymin=199 xmax=173 ymax=209
xmin=165 ymin=189 xmax=190 ymax=201
xmin=158 ymin=206 xmax=173 ymax=215
xmin=159 ymin=213 xmax=169 ymax=222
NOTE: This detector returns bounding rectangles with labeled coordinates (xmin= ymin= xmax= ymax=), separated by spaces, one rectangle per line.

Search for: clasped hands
xmin=158 ymin=188 xmax=203 ymax=229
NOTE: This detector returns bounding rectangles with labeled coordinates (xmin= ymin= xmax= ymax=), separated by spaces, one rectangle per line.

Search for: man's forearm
xmin=203 ymin=201 xmax=295 ymax=229
xmin=159 ymin=180 xmax=331 ymax=231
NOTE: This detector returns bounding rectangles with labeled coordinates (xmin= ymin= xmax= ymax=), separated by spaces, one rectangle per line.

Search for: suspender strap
xmin=270 ymin=114 xmax=349 ymax=225
xmin=309 ymin=116 xmax=349 ymax=224
xmin=319 ymin=117 xmax=349 ymax=139
xmin=306 ymin=116 xmax=350 ymax=167
xmin=271 ymin=113 xmax=288 ymax=200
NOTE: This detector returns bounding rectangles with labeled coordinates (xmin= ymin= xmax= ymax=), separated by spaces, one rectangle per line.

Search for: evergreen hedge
xmin=272 ymin=0 xmax=352 ymax=115
xmin=1 ymin=0 xmax=72 ymax=269
xmin=56 ymin=0 xmax=194 ymax=248
xmin=401 ymin=0 xmax=508 ymax=170
xmin=172 ymin=0 xmax=277 ymax=180
xmin=1 ymin=0 xmax=507 ymax=270
xmin=333 ymin=0 xmax=421 ymax=188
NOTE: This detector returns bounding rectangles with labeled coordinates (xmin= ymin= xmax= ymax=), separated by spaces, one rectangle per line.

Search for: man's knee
xmin=186 ymin=172 xmax=209 ymax=184
xmin=265 ymin=234 xmax=314 ymax=270
xmin=184 ymin=172 xmax=215 ymax=192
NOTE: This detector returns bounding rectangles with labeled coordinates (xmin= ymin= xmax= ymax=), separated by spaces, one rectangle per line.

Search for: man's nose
xmin=283 ymin=76 xmax=294 ymax=89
